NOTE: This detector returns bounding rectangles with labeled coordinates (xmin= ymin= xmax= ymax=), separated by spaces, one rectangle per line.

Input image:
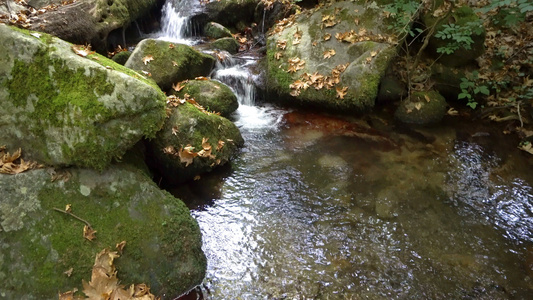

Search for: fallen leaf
xmin=178 ymin=145 xmax=197 ymax=167
xmin=194 ymin=175 xmax=201 ymax=181
xmin=275 ymin=52 xmax=283 ymax=60
xmin=323 ymin=33 xmax=331 ymax=41
xmin=115 ymin=241 xmax=126 ymax=254
xmin=424 ymin=94 xmax=431 ymax=102
xmin=83 ymin=225 xmax=96 ymax=241
xmin=64 ymin=268 xmax=74 ymax=277
xmin=323 ymin=49 xmax=336 ymax=59
xmin=172 ymin=81 xmax=186 ymax=92
xmin=276 ymin=40 xmax=287 ymax=50
xmin=415 ymin=103 xmax=422 ymax=110
xmin=447 ymin=107 xmax=459 ymax=116
xmin=195 ymin=76 xmax=209 ymax=80
xmin=142 ymin=55 xmax=154 ymax=65
xmin=30 ymin=32 xmax=41 ymax=38
xmin=169 ymin=43 xmax=175 ymax=49
xmin=518 ymin=142 xmax=533 ymax=155
xmin=336 ymin=86 xmax=348 ymax=99
xmin=65 ymin=204 xmax=72 ymax=213
xmin=172 ymin=126 xmax=179 ymax=136
xmin=172 ymin=61 xmax=178 ymax=66
xmin=217 ymin=140 xmax=225 ymax=151
xmin=71 ymin=45 xmax=95 ymax=57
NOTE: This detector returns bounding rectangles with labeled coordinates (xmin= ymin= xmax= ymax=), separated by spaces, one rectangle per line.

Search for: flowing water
xmin=157 ymin=2 xmax=533 ymax=298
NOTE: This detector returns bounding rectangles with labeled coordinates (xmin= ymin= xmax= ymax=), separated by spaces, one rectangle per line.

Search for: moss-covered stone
xmin=210 ymin=37 xmax=240 ymax=54
xmin=147 ymin=103 xmax=244 ymax=185
xmin=111 ymin=50 xmax=132 ymax=65
xmin=170 ymin=79 xmax=239 ymax=117
xmin=125 ymin=39 xmax=215 ymax=92
xmin=422 ymin=5 xmax=485 ymax=67
xmin=264 ymin=1 xmax=400 ymax=112
xmin=200 ymin=0 xmax=259 ymax=30
xmin=0 ymin=164 xmax=206 ymax=299
xmin=395 ymin=91 xmax=448 ymax=125
xmin=204 ymin=22 xmax=233 ymax=39
xmin=0 ymin=24 xmax=166 ymax=170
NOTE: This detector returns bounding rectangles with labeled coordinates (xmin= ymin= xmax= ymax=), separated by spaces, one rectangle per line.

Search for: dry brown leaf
xmin=336 ymin=86 xmax=348 ymax=99
xmin=64 ymin=268 xmax=74 ymax=277
xmin=275 ymin=52 xmax=283 ymax=60
xmin=172 ymin=81 xmax=186 ymax=92
xmin=65 ymin=204 xmax=72 ymax=213
xmin=71 ymin=45 xmax=94 ymax=57
xmin=169 ymin=43 xmax=175 ymax=49
xmin=142 ymin=55 xmax=154 ymax=65
xmin=276 ymin=40 xmax=287 ymax=50
xmin=323 ymin=33 xmax=331 ymax=41
xmin=83 ymin=225 xmax=96 ymax=241
xmin=323 ymin=49 xmax=336 ymax=59
xmin=217 ymin=140 xmax=225 ymax=151
xmin=178 ymin=145 xmax=197 ymax=167
xmin=116 ymin=241 xmax=126 ymax=254
xmin=195 ymin=76 xmax=209 ymax=80
xmin=172 ymin=61 xmax=178 ymax=67
xmin=415 ymin=103 xmax=422 ymax=110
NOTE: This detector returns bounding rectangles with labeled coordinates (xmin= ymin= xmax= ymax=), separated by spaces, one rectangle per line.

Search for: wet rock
xmin=28 ymin=0 xmax=161 ymax=52
xmin=204 ymin=21 xmax=233 ymax=39
xmin=0 ymin=164 xmax=206 ymax=299
xmin=377 ymin=69 xmax=407 ymax=104
xmin=0 ymin=24 xmax=166 ymax=170
xmin=146 ymin=102 xmax=244 ymax=184
xmin=395 ymin=91 xmax=448 ymax=125
xmin=210 ymin=36 xmax=240 ymax=54
xmin=254 ymin=0 xmax=297 ymax=33
xmin=170 ymin=78 xmax=239 ymax=118
xmin=125 ymin=38 xmax=215 ymax=91
xmin=265 ymin=1 xmax=399 ymax=112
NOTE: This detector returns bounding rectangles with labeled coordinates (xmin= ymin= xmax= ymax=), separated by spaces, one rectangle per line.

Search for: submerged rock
xmin=125 ymin=39 xmax=215 ymax=91
xmin=0 ymin=164 xmax=206 ymax=299
xmin=170 ymin=79 xmax=239 ymax=118
xmin=0 ymin=24 xmax=166 ymax=170
xmin=265 ymin=0 xmax=399 ymax=112
xmin=147 ymin=102 xmax=244 ymax=184
xmin=395 ymin=91 xmax=448 ymax=125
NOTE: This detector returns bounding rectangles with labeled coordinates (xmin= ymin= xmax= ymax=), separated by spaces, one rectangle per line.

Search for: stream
xmin=156 ymin=1 xmax=533 ymax=299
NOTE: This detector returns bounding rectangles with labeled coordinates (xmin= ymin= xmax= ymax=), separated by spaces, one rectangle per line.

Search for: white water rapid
xmin=156 ymin=0 xmax=201 ymax=44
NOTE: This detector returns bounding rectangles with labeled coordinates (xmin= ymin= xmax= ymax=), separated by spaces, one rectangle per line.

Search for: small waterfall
xmin=211 ymin=52 xmax=256 ymax=107
xmin=157 ymin=0 xmax=201 ymax=44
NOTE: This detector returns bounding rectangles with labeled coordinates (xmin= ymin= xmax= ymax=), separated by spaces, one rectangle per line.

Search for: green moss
xmin=266 ymin=42 xmax=294 ymax=95
xmin=3 ymin=167 xmax=205 ymax=296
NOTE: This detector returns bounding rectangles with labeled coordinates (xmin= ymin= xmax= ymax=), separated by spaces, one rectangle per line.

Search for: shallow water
xmin=171 ymin=106 xmax=533 ymax=299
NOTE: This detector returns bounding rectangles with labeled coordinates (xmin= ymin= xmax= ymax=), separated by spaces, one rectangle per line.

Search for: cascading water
xmin=157 ymin=0 xmax=202 ymax=44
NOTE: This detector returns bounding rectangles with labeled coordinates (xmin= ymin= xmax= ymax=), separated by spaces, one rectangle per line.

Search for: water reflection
xmin=173 ymin=109 xmax=533 ymax=299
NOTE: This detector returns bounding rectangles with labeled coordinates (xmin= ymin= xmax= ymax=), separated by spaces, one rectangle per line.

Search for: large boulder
xmin=170 ymin=79 xmax=239 ymax=118
xmin=0 ymin=24 xmax=166 ymax=170
xmin=28 ymin=0 xmax=162 ymax=52
xmin=265 ymin=0 xmax=399 ymax=112
xmin=192 ymin=0 xmax=259 ymax=30
xmin=125 ymin=39 xmax=215 ymax=92
xmin=0 ymin=163 xmax=206 ymax=299
xmin=210 ymin=36 xmax=240 ymax=54
xmin=147 ymin=101 xmax=244 ymax=184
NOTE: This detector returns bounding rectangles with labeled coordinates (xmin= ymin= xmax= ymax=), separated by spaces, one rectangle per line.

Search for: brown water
xmin=171 ymin=106 xmax=533 ymax=299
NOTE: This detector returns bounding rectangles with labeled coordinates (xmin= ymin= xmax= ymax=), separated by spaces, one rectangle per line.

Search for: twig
xmin=53 ymin=207 xmax=92 ymax=227
xmin=517 ymin=101 xmax=524 ymax=128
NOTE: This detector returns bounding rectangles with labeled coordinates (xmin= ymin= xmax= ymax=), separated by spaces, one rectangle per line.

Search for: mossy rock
xmin=204 ymin=22 xmax=233 ymax=39
xmin=0 ymin=164 xmax=206 ymax=299
xmin=210 ymin=37 xmax=240 ymax=54
xmin=111 ymin=50 xmax=132 ymax=65
xmin=377 ymin=71 xmax=407 ymax=104
xmin=395 ymin=91 xmax=448 ymax=125
xmin=125 ymin=39 xmax=215 ymax=92
xmin=198 ymin=0 xmax=259 ymax=30
xmin=265 ymin=1 xmax=400 ymax=112
xmin=171 ymin=79 xmax=239 ymax=117
xmin=147 ymin=102 xmax=244 ymax=185
xmin=0 ymin=24 xmax=166 ymax=170
xmin=422 ymin=5 xmax=485 ymax=67
xmin=431 ymin=63 xmax=471 ymax=101
xmin=28 ymin=0 xmax=159 ymax=52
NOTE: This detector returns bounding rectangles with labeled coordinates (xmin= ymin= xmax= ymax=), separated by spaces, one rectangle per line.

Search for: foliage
xmin=433 ymin=20 xmax=484 ymax=54
xmin=383 ymin=0 xmax=423 ymax=38
xmin=478 ymin=0 xmax=533 ymax=27
xmin=458 ymin=71 xmax=490 ymax=109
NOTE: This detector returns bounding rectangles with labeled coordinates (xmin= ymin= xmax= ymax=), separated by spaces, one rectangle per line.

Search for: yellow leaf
xmin=370 ymin=51 xmax=378 ymax=57
xmin=142 ymin=55 xmax=154 ymax=65
xmin=65 ymin=204 xmax=72 ymax=213
xmin=83 ymin=225 xmax=96 ymax=241
xmin=415 ymin=103 xmax=422 ymax=110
